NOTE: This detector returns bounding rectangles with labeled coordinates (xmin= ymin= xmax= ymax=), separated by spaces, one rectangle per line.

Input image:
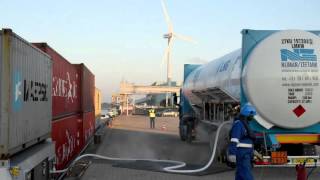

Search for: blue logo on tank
xmin=13 ymin=71 xmax=22 ymax=111
xmin=281 ymin=48 xmax=317 ymax=61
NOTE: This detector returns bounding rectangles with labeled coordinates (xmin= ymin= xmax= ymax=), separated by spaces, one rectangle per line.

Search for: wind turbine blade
xmin=173 ymin=33 xmax=197 ymax=44
xmin=161 ymin=0 xmax=173 ymax=32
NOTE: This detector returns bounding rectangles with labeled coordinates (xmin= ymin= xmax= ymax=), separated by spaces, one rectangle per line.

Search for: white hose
xmin=52 ymin=121 xmax=231 ymax=176
xmin=52 ymin=154 xmax=186 ymax=174
xmin=163 ymin=121 xmax=231 ymax=173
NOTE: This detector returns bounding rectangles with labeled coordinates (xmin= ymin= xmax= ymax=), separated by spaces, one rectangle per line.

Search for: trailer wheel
xmin=179 ymin=125 xmax=187 ymax=141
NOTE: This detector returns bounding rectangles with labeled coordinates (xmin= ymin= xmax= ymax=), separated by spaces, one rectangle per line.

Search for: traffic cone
xmin=161 ymin=123 xmax=167 ymax=131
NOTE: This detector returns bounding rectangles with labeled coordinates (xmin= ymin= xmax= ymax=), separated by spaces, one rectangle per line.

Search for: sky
xmin=1 ymin=0 xmax=319 ymax=102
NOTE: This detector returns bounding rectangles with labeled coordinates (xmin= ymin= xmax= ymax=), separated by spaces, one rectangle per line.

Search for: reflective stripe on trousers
xmin=237 ymin=143 xmax=253 ymax=148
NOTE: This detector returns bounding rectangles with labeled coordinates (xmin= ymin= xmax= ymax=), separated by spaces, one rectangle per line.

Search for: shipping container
xmin=0 ymin=29 xmax=52 ymax=157
xmin=32 ymin=43 xmax=81 ymax=119
xmin=94 ymin=88 xmax=102 ymax=119
xmin=82 ymin=111 xmax=95 ymax=146
xmin=51 ymin=114 xmax=83 ymax=170
xmin=74 ymin=64 xmax=95 ymax=112
xmin=52 ymin=112 xmax=95 ymax=170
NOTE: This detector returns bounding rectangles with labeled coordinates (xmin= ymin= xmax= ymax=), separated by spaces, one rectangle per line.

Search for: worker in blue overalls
xmin=228 ymin=103 xmax=257 ymax=180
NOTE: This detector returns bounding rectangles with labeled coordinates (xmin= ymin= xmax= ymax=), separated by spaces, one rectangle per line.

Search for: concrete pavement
xmin=65 ymin=115 xmax=320 ymax=180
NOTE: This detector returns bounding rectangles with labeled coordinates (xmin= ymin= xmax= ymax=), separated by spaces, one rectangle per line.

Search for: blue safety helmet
xmin=240 ymin=104 xmax=257 ymax=117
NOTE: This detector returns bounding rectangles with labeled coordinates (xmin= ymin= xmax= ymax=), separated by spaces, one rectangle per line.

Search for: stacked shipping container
xmin=0 ymin=30 xmax=52 ymax=157
xmin=33 ymin=43 xmax=81 ymax=119
xmin=94 ymin=88 xmax=102 ymax=128
xmin=51 ymin=114 xmax=83 ymax=170
xmin=82 ymin=111 xmax=95 ymax=146
xmin=74 ymin=64 xmax=95 ymax=112
xmin=33 ymin=43 xmax=96 ymax=170
xmin=74 ymin=64 xmax=96 ymax=149
xmin=95 ymin=88 xmax=102 ymax=119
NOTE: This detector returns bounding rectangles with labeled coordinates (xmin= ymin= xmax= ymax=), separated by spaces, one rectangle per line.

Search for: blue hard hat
xmin=240 ymin=104 xmax=257 ymax=117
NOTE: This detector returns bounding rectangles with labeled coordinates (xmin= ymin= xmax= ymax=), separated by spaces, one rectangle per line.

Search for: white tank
xmin=0 ymin=168 xmax=12 ymax=180
xmin=183 ymin=30 xmax=320 ymax=129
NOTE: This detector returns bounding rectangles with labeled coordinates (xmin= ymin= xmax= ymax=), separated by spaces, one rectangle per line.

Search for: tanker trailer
xmin=179 ymin=29 xmax=320 ymax=167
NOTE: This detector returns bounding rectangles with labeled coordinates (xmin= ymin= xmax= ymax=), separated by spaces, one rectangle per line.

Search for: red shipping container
xmin=32 ymin=43 xmax=81 ymax=119
xmin=74 ymin=64 xmax=95 ymax=112
xmin=52 ymin=115 xmax=83 ymax=170
xmin=82 ymin=111 xmax=95 ymax=146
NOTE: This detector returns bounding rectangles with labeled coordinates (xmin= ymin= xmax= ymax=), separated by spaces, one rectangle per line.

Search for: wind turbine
xmin=161 ymin=0 xmax=196 ymax=106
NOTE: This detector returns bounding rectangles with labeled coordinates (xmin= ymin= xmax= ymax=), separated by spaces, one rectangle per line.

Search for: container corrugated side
xmin=32 ymin=43 xmax=81 ymax=119
xmin=74 ymin=64 xmax=95 ymax=112
xmin=0 ymin=29 xmax=52 ymax=157
xmin=82 ymin=65 xmax=95 ymax=112
xmin=94 ymin=88 xmax=101 ymax=119
xmin=82 ymin=111 xmax=95 ymax=146
xmin=52 ymin=114 xmax=83 ymax=170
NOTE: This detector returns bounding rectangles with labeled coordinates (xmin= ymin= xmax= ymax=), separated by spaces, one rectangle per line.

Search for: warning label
xmin=280 ymin=37 xmax=319 ymax=105
xmin=287 ymin=88 xmax=313 ymax=104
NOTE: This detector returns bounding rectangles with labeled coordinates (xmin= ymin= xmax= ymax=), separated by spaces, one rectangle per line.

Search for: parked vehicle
xmin=107 ymin=110 xmax=114 ymax=117
xmin=157 ymin=109 xmax=179 ymax=117
xmin=101 ymin=114 xmax=110 ymax=119
xmin=107 ymin=108 xmax=119 ymax=117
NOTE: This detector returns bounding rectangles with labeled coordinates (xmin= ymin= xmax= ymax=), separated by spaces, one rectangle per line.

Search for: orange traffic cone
xmin=161 ymin=123 xmax=167 ymax=131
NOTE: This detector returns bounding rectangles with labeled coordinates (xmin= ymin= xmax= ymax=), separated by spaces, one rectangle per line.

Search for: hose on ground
xmin=51 ymin=121 xmax=231 ymax=177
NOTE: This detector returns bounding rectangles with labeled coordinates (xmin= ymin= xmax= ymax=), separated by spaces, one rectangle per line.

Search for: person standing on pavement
xmin=149 ymin=108 xmax=156 ymax=129
xmin=228 ymin=103 xmax=257 ymax=180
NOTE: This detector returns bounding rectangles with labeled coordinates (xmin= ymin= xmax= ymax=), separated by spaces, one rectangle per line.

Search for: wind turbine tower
xmin=161 ymin=0 xmax=196 ymax=106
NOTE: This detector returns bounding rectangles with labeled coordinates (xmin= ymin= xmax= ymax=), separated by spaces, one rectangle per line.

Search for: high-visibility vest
xmin=149 ymin=109 xmax=155 ymax=118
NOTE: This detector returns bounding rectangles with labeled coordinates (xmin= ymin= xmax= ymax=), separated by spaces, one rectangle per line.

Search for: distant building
xmin=112 ymin=93 xmax=134 ymax=115
xmin=111 ymin=93 xmax=122 ymax=105
xmin=136 ymin=81 xmax=180 ymax=107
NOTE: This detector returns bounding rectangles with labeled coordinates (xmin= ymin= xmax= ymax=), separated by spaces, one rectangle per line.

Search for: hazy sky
xmin=1 ymin=0 xmax=319 ymax=102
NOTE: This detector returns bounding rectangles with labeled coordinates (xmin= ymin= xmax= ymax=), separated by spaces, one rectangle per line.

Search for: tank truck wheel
xmin=186 ymin=124 xmax=193 ymax=143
